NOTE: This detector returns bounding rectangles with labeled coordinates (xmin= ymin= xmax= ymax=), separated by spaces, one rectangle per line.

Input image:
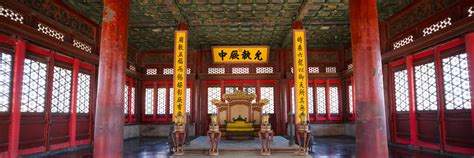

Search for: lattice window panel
xmin=394 ymin=70 xmax=409 ymax=112
xmin=124 ymin=85 xmax=129 ymax=114
xmin=393 ymin=35 xmax=414 ymax=50
xmin=308 ymin=87 xmax=314 ymax=114
xmin=51 ymin=67 xmax=72 ymax=113
xmin=243 ymin=87 xmax=256 ymax=103
xmin=207 ymin=87 xmax=221 ymax=114
xmin=326 ymin=67 xmax=337 ymax=73
xmin=347 ymin=64 xmax=353 ymax=70
xmin=256 ymin=67 xmax=273 ymax=74
xmin=243 ymin=87 xmax=256 ymax=94
xmin=469 ymin=7 xmax=473 ymax=17
xmin=76 ymin=73 xmax=90 ymax=113
xmin=232 ymin=67 xmax=249 ymax=74
xmin=422 ymin=17 xmax=452 ymax=37
xmin=146 ymin=68 xmax=157 ymax=75
xmin=316 ymin=87 xmax=326 ymax=114
xmin=414 ymin=62 xmax=438 ymax=111
xmin=128 ymin=65 xmax=136 ymax=71
xmin=163 ymin=68 xmax=173 ymax=75
xmin=442 ymin=53 xmax=472 ymax=110
xmin=145 ymin=88 xmax=154 ymax=115
xmin=163 ymin=68 xmax=190 ymax=75
xmin=0 ymin=53 xmax=12 ymax=112
xmin=21 ymin=59 xmax=48 ymax=112
xmin=157 ymin=88 xmax=166 ymax=114
xmin=329 ymin=87 xmax=339 ymax=114
xmin=186 ymin=88 xmax=190 ymax=113
xmin=308 ymin=67 xmax=319 ymax=73
xmin=348 ymin=85 xmax=354 ymax=114
xmin=169 ymin=88 xmax=174 ymax=114
xmin=225 ymin=87 xmax=238 ymax=94
xmin=37 ymin=23 xmax=65 ymax=41
xmin=73 ymin=40 xmax=92 ymax=53
xmin=291 ymin=87 xmax=295 ymax=114
xmin=261 ymin=87 xmax=275 ymax=114
xmin=0 ymin=5 xmax=24 ymax=24
xmin=131 ymin=87 xmax=136 ymax=114
xmin=208 ymin=67 xmax=225 ymax=74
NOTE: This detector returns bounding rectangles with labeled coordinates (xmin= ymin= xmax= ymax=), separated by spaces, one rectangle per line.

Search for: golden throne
xmin=211 ymin=90 xmax=268 ymax=139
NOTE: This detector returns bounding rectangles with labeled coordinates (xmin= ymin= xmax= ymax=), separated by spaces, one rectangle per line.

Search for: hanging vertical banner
xmin=293 ymin=29 xmax=308 ymax=124
xmin=173 ymin=30 xmax=187 ymax=123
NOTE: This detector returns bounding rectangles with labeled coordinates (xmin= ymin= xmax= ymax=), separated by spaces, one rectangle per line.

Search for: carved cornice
xmin=223 ymin=90 xmax=256 ymax=102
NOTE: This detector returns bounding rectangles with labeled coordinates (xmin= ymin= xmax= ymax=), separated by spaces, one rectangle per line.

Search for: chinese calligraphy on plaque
xmin=173 ymin=31 xmax=187 ymax=123
xmin=293 ymin=30 xmax=308 ymax=124
xmin=212 ymin=46 xmax=269 ymax=63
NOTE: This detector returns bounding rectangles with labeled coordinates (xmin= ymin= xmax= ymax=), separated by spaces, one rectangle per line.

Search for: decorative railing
xmin=385 ymin=0 xmax=473 ymax=51
xmin=0 ymin=1 xmax=98 ymax=54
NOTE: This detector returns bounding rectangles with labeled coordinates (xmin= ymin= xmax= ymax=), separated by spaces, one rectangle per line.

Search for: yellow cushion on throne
xmin=226 ymin=121 xmax=254 ymax=131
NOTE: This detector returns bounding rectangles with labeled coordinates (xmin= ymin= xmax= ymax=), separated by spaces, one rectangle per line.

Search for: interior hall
xmin=0 ymin=0 xmax=473 ymax=157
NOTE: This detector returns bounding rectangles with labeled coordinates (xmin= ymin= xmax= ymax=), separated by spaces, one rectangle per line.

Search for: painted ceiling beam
xmin=163 ymin=0 xmax=201 ymax=46
xmin=281 ymin=0 xmax=311 ymax=48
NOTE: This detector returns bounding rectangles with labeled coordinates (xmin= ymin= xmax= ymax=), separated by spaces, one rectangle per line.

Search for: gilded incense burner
xmin=297 ymin=113 xmax=309 ymax=132
xmin=174 ymin=114 xmax=186 ymax=132
xmin=260 ymin=114 xmax=271 ymax=132
xmin=209 ymin=114 xmax=220 ymax=132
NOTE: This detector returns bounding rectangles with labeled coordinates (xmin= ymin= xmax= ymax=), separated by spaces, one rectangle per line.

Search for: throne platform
xmin=184 ymin=136 xmax=299 ymax=152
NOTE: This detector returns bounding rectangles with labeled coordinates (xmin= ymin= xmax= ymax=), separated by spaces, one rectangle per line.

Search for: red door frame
xmin=124 ymin=77 xmax=138 ymax=124
xmin=75 ymin=62 xmax=94 ymax=147
xmin=1 ymin=35 xmax=95 ymax=156
xmin=4 ymin=36 xmax=25 ymax=158
xmin=389 ymin=58 xmax=411 ymax=145
xmin=346 ymin=77 xmax=355 ymax=121
xmin=436 ymin=38 xmax=474 ymax=154
xmin=390 ymin=38 xmax=474 ymax=154
xmin=411 ymin=50 xmax=441 ymax=150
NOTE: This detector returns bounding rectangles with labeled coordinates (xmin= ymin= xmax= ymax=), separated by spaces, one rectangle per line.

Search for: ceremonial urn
xmin=174 ymin=124 xmax=186 ymax=132
xmin=174 ymin=115 xmax=186 ymax=132
xmin=172 ymin=114 xmax=186 ymax=156
xmin=209 ymin=114 xmax=220 ymax=132
xmin=260 ymin=114 xmax=271 ymax=132
xmin=297 ymin=113 xmax=309 ymax=132
xmin=207 ymin=114 xmax=221 ymax=156
xmin=297 ymin=124 xmax=309 ymax=132
xmin=296 ymin=113 xmax=310 ymax=156
xmin=259 ymin=114 xmax=273 ymax=156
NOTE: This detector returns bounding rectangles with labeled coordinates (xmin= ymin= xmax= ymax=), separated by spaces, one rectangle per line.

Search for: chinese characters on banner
xmin=293 ymin=29 xmax=308 ymax=124
xmin=212 ymin=46 xmax=269 ymax=63
xmin=173 ymin=31 xmax=187 ymax=123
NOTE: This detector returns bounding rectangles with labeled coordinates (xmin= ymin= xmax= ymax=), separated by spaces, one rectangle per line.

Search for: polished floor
xmin=27 ymin=136 xmax=470 ymax=158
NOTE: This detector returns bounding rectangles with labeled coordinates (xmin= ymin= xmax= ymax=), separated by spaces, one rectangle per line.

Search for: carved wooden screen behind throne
xmin=211 ymin=90 xmax=268 ymax=125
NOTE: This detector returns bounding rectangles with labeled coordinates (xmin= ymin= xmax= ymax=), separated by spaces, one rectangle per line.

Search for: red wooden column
xmin=405 ymin=56 xmax=418 ymax=145
xmin=465 ymin=32 xmax=474 ymax=132
xmin=70 ymin=59 xmax=80 ymax=147
xmin=8 ymin=39 xmax=26 ymax=158
xmin=349 ymin=0 xmax=389 ymax=157
xmin=94 ymin=0 xmax=130 ymax=157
